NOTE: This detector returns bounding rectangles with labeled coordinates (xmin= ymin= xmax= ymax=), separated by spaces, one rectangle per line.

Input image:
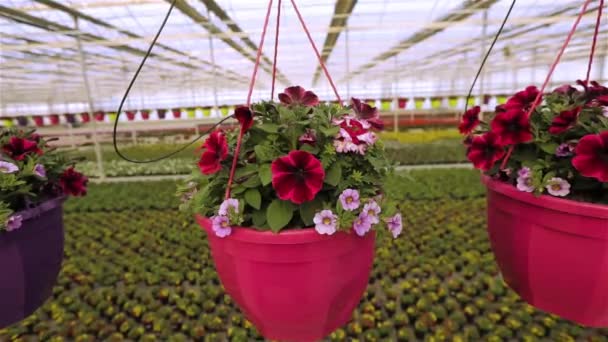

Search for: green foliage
xmin=0 ymin=128 xmax=86 ymax=230
xmin=179 ymin=100 xmax=395 ymax=232
xmin=472 ymin=82 xmax=608 ymax=203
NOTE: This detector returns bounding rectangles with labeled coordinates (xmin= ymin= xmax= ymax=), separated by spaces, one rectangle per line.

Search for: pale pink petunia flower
xmin=218 ymin=198 xmax=239 ymax=216
xmin=516 ymin=175 xmax=535 ymax=193
xmin=546 ymin=177 xmax=571 ymax=197
xmin=353 ymin=213 xmax=372 ymax=236
xmin=211 ymin=215 xmax=232 ymax=238
xmin=517 ymin=167 xmax=531 ymax=178
xmin=362 ymin=201 xmax=381 ymax=224
xmin=5 ymin=215 xmax=23 ymax=232
xmin=339 ymin=189 xmax=360 ymax=211
xmin=385 ymin=213 xmax=403 ymax=238
xmin=0 ymin=161 xmax=18 ymax=174
xmin=313 ymin=210 xmax=338 ymax=235
xmin=33 ymin=164 xmax=46 ymax=178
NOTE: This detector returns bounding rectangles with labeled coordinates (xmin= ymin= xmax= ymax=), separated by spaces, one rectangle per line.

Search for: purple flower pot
xmin=0 ymin=197 xmax=65 ymax=329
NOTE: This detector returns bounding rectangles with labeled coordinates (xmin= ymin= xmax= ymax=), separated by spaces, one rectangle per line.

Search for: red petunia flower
xmin=60 ymin=167 xmax=88 ymax=197
xmin=467 ymin=132 xmax=506 ymax=171
xmin=572 ymin=131 xmax=608 ymax=182
xmin=553 ymin=84 xmax=577 ymax=96
xmin=458 ymin=106 xmax=481 ymax=135
xmin=3 ymin=136 xmax=42 ymax=161
xmin=505 ymin=85 xmax=541 ymax=111
xmin=278 ymin=86 xmax=319 ymax=107
xmin=234 ymin=106 xmax=254 ymax=133
xmin=490 ymin=108 xmax=533 ymax=145
xmin=549 ymin=107 xmax=581 ymax=135
xmin=271 ymin=150 xmax=325 ymax=204
xmin=351 ymin=97 xmax=384 ymax=130
xmin=198 ymin=130 xmax=228 ymax=175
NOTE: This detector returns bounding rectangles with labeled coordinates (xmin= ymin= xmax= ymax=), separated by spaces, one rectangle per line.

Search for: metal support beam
xmin=343 ymin=0 xmax=499 ymax=82
xmin=73 ymin=16 xmax=104 ymax=180
xmin=312 ymin=0 xmax=357 ymax=85
xmin=197 ymin=0 xmax=289 ymax=85
xmin=168 ymin=0 xmax=287 ymax=86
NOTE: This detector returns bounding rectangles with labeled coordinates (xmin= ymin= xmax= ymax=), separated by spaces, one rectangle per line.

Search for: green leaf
xmin=321 ymin=126 xmax=340 ymax=137
xmin=252 ymin=209 xmax=266 ymax=227
xmin=244 ymin=188 xmax=261 ymax=210
xmin=267 ymin=199 xmax=294 ymax=232
xmin=254 ymin=145 xmax=276 ymax=162
xmin=241 ymin=175 xmax=261 ymax=188
xmin=300 ymin=144 xmax=319 ymax=154
xmin=299 ymin=197 xmax=323 ymax=226
xmin=259 ymin=164 xmax=272 ymax=186
xmin=257 ymin=123 xmax=280 ymax=133
xmin=539 ymin=142 xmax=558 ymax=154
xmin=324 ymin=162 xmax=342 ymax=186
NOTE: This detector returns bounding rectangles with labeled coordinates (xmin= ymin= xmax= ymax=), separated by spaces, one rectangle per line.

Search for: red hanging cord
xmin=271 ymin=0 xmax=282 ymax=100
xmin=226 ymin=0 xmax=274 ymax=199
xmin=500 ymin=0 xmax=595 ymax=170
xmin=245 ymin=0 xmax=274 ymax=108
xmin=585 ymin=0 xmax=604 ymax=84
xmin=290 ymin=0 xmax=342 ymax=104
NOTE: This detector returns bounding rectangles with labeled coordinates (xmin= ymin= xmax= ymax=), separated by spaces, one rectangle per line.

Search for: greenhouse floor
xmin=1 ymin=170 xmax=607 ymax=341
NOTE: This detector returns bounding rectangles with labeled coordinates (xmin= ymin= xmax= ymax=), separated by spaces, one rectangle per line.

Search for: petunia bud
xmin=234 ymin=106 xmax=254 ymax=133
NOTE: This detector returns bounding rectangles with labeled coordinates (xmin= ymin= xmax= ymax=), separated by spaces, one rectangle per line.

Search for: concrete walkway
xmin=90 ymin=163 xmax=473 ymax=183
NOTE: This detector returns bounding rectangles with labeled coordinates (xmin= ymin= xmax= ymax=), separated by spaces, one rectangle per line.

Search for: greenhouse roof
xmin=0 ymin=0 xmax=606 ymax=115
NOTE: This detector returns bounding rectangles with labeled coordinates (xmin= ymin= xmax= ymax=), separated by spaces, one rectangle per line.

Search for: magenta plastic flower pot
xmin=484 ymin=176 xmax=608 ymax=327
xmin=196 ymin=216 xmax=375 ymax=342
xmin=0 ymin=198 xmax=64 ymax=329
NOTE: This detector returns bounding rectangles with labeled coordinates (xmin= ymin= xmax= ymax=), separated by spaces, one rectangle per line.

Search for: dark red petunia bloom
xmin=597 ymin=94 xmax=608 ymax=106
xmin=490 ymin=108 xmax=533 ymax=145
xmin=198 ymin=130 xmax=228 ymax=175
xmin=549 ymin=107 xmax=581 ymax=135
xmin=234 ymin=106 xmax=254 ymax=133
xmin=505 ymin=85 xmax=541 ymax=111
xmin=572 ymin=131 xmax=608 ymax=182
xmin=351 ymin=97 xmax=384 ymax=130
xmin=271 ymin=150 xmax=325 ymax=204
xmin=467 ymin=132 xmax=506 ymax=171
xmin=553 ymin=84 xmax=577 ymax=96
xmin=495 ymin=104 xmax=507 ymax=113
xmin=458 ymin=106 xmax=481 ymax=135
xmin=3 ymin=136 xmax=42 ymax=161
xmin=278 ymin=86 xmax=319 ymax=107
xmin=60 ymin=167 xmax=88 ymax=197
xmin=298 ymin=129 xmax=316 ymax=145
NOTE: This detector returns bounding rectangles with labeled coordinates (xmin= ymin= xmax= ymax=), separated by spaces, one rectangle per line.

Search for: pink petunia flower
xmin=339 ymin=189 xmax=360 ymax=211
xmin=218 ymin=198 xmax=239 ymax=216
xmin=362 ymin=201 xmax=381 ymax=224
xmin=546 ymin=177 xmax=571 ymax=197
xmin=353 ymin=213 xmax=372 ymax=237
xmin=211 ymin=215 xmax=232 ymax=238
xmin=313 ymin=210 xmax=337 ymax=235
xmin=385 ymin=213 xmax=403 ymax=238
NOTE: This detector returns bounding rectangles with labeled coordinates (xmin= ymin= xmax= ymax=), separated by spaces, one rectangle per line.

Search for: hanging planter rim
xmin=483 ymin=176 xmax=608 ymax=220
xmin=196 ymin=215 xmax=362 ymax=245
xmin=14 ymin=196 xmax=66 ymax=223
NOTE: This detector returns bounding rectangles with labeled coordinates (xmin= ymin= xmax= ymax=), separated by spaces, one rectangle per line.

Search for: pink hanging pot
xmin=197 ymin=216 xmax=375 ymax=342
xmin=484 ymin=176 xmax=608 ymax=327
